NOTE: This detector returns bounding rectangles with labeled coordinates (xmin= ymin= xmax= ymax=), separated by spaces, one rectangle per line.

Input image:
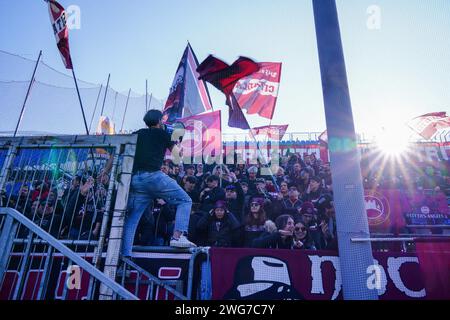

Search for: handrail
xmin=121 ymin=257 xmax=188 ymax=300
xmin=0 ymin=207 xmax=138 ymax=300
xmin=352 ymin=235 xmax=450 ymax=242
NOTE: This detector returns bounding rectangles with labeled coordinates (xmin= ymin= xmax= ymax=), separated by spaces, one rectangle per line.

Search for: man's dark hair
xmin=275 ymin=214 xmax=294 ymax=230
xmin=207 ymin=175 xmax=220 ymax=183
xmin=143 ymin=109 xmax=163 ymax=127
xmin=185 ymin=176 xmax=197 ymax=185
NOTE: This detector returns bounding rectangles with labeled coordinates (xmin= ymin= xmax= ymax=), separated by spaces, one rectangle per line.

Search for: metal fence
xmin=0 ymin=134 xmax=138 ymax=300
xmin=0 ymin=134 xmax=206 ymax=300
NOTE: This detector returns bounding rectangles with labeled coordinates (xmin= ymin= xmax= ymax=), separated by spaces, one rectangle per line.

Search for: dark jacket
xmin=199 ymin=186 xmax=225 ymax=212
xmin=252 ymin=231 xmax=293 ymax=249
xmin=196 ymin=211 xmax=241 ymax=247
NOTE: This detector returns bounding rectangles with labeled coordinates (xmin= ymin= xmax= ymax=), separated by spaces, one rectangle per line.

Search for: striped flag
xmin=163 ymin=44 xmax=213 ymax=123
xmin=251 ymin=124 xmax=288 ymax=140
xmin=407 ymin=112 xmax=450 ymax=140
xmin=47 ymin=0 xmax=73 ymax=69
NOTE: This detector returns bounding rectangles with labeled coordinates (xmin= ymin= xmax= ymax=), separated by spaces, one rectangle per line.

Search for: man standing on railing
xmin=122 ymin=110 xmax=196 ymax=257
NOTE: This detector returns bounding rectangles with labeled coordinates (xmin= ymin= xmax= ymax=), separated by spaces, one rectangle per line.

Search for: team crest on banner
xmin=364 ymin=192 xmax=390 ymax=226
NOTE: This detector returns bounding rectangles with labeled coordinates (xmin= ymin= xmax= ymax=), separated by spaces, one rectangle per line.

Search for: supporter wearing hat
xmin=282 ymin=187 xmax=303 ymax=220
xmin=196 ymin=200 xmax=241 ymax=247
xmin=199 ymin=175 xmax=225 ymax=213
xmin=299 ymin=201 xmax=325 ymax=250
xmin=225 ymin=183 xmax=245 ymax=222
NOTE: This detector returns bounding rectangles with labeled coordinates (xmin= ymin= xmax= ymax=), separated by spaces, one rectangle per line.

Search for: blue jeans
xmin=122 ymin=171 xmax=192 ymax=256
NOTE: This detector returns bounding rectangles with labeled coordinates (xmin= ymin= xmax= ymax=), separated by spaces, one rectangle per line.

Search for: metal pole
xmin=71 ymin=68 xmax=97 ymax=172
xmin=120 ymin=89 xmax=131 ymax=133
xmin=145 ymin=79 xmax=148 ymax=112
xmin=312 ymin=0 xmax=377 ymax=300
xmin=71 ymin=68 xmax=90 ymax=135
xmin=88 ymin=84 xmax=103 ymax=134
xmin=14 ymin=50 xmax=42 ymax=137
xmin=100 ymin=73 xmax=111 ymax=116
xmin=112 ymin=91 xmax=118 ymax=123
xmin=148 ymin=93 xmax=153 ymax=110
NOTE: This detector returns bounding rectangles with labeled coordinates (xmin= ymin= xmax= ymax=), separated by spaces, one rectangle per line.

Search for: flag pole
xmin=88 ymin=84 xmax=103 ymax=133
xmin=112 ymin=91 xmax=118 ymax=123
xmin=230 ymin=93 xmax=280 ymax=191
xmin=100 ymin=73 xmax=110 ymax=116
xmin=148 ymin=93 xmax=153 ymax=110
xmin=71 ymin=68 xmax=90 ymax=135
xmin=71 ymin=67 xmax=97 ymax=173
xmin=120 ymin=88 xmax=131 ymax=133
xmin=248 ymin=127 xmax=280 ymax=192
xmin=145 ymin=79 xmax=148 ymax=112
xmin=13 ymin=50 xmax=42 ymax=137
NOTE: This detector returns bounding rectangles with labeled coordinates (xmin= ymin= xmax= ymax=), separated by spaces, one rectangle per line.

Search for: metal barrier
xmin=0 ymin=207 xmax=137 ymax=300
xmin=0 ymin=134 xmax=139 ymax=300
xmin=0 ymin=134 xmax=205 ymax=301
xmin=125 ymin=246 xmax=210 ymax=300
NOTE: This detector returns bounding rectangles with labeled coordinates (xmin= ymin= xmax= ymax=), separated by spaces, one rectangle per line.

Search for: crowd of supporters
xmin=2 ymin=166 xmax=112 ymax=243
xmin=133 ymin=153 xmax=339 ymax=250
xmin=2 ymin=150 xmax=449 ymax=250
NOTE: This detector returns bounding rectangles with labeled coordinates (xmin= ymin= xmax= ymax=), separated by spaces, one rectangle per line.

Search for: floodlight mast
xmin=312 ymin=0 xmax=378 ymax=300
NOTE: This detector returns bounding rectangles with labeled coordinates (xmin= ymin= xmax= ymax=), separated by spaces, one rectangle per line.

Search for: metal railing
xmin=119 ymin=256 xmax=187 ymax=300
xmin=0 ymin=207 xmax=137 ymax=300
xmin=0 ymin=134 xmax=141 ymax=300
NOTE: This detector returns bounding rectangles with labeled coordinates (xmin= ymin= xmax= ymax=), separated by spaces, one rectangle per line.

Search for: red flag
xmin=47 ymin=0 xmax=73 ymax=69
xmin=179 ymin=110 xmax=222 ymax=158
xmin=407 ymin=112 xmax=450 ymax=140
xmin=233 ymin=62 xmax=282 ymax=119
xmin=197 ymin=56 xmax=260 ymax=96
xmin=197 ymin=55 xmax=259 ymax=129
xmin=251 ymin=124 xmax=288 ymax=140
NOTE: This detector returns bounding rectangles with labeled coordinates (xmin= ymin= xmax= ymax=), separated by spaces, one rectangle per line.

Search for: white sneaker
xmin=170 ymin=235 xmax=197 ymax=248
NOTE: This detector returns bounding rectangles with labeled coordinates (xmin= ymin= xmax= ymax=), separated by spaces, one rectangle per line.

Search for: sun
xmin=375 ymin=126 xmax=411 ymax=157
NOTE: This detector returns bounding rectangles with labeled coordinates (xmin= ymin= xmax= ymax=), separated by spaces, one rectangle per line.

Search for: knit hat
xmin=300 ymin=202 xmax=315 ymax=215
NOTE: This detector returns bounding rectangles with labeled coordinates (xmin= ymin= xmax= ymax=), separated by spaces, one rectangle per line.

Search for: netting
xmin=0 ymin=50 xmax=164 ymax=135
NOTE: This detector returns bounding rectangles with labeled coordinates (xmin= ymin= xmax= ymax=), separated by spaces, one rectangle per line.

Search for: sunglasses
xmin=295 ymin=227 xmax=306 ymax=232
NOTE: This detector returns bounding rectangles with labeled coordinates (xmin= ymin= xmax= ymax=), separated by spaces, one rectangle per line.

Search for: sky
xmin=1 ymin=0 xmax=449 ymax=138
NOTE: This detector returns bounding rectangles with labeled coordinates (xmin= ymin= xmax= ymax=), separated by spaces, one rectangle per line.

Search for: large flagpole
xmin=88 ymin=84 xmax=103 ymax=133
xmin=120 ymin=88 xmax=131 ymax=133
xmin=148 ymin=93 xmax=152 ymax=110
xmin=71 ymin=68 xmax=89 ymax=135
xmin=229 ymin=93 xmax=280 ymax=192
xmin=145 ymin=79 xmax=148 ymax=112
xmin=13 ymin=50 xmax=42 ymax=137
xmin=312 ymin=0 xmax=377 ymax=300
xmin=100 ymin=73 xmax=110 ymax=116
